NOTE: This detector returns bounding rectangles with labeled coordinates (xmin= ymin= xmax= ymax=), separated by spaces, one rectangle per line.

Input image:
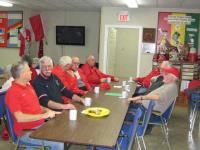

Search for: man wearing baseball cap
xmin=129 ymin=66 xmax=179 ymax=115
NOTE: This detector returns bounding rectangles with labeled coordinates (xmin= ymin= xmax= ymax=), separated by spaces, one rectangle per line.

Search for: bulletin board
xmin=0 ymin=11 xmax=23 ymax=48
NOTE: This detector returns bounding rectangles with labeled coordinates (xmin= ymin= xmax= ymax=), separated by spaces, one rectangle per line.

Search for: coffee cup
xmin=129 ymin=77 xmax=133 ymax=82
xmin=122 ymin=91 xmax=128 ymax=98
xmin=69 ymin=109 xmax=77 ymax=120
xmin=94 ymin=86 xmax=100 ymax=94
xmin=84 ymin=97 xmax=92 ymax=107
xmin=125 ymin=85 xmax=130 ymax=92
xmin=107 ymin=77 xmax=111 ymax=83
xmin=122 ymin=81 xmax=126 ymax=86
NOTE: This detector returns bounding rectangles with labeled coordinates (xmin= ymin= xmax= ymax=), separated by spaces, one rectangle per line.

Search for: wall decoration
xmin=156 ymin=12 xmax=199 ymax=61
xmin=0 ymin=11 xmax=23 ymax=48
xmin=143 ymin=28 xmax=156 ymax=43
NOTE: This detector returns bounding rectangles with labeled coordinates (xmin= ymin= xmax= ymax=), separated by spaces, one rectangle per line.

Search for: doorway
xmin=103 ymin=25 xmax=142 ymax=78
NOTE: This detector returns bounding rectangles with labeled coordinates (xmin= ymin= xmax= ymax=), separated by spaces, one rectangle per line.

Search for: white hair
xmin=59 ymin=56 xmax=72 ymax=67
xmin=39 ymin=56 xmax=53 ymax=69
xmin=32 ymin=57 xmax=39 ymax=65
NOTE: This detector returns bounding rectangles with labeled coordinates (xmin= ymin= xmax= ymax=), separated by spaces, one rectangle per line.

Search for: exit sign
xmin=118 ymin=11 xmax=130 ymax=22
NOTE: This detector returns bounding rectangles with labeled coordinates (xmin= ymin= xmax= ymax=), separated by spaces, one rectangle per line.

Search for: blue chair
xmin=189 ymin=91 xmax=200 ymax=135
xmin=0 ymin=91 xmax=8 ymax=136
xmin=95 ymin=107 xmax=143 ymax=150
xmin=5 ymin=104 xmax=46 ymax=150
xmin=136 ymin=101 xmax=155 ymax=150
xmin=148 ymin=99 xmax=177 ymax=149
xmin=0 ymin=91 xmax=6 ymax=121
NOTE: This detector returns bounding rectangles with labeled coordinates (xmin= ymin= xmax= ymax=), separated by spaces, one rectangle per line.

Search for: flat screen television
xmin=56 ymin=26 xmax=85 ymax=45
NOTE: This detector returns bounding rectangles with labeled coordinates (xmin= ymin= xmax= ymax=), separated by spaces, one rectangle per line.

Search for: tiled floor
xmin=0 ymin=106 xmax=200 ymax=150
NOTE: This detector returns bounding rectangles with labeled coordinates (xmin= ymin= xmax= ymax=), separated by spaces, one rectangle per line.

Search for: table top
xmin=30 ymin=80 xmax=136 ymax=148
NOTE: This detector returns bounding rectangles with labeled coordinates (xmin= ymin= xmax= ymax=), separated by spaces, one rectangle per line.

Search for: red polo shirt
xmin=81 ymin=63 xmax=114 ymax=87
xmin=52 ymin=65 xmax=87 ymax=95
xmin=5 ymin=81 xmax=44 ymax=136
xmin=135 ymin=68 xmax=160 ymax=88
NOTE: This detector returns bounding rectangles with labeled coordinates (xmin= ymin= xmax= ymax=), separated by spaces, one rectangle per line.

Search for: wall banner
xmin=156 ymin=12 xmax=199 ymax=60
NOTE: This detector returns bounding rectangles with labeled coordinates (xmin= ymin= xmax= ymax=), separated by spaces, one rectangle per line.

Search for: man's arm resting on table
xmin=129 ymin=93 xmax=160 ymax=103
xmin=72 ymin=94 xmax=85 ymax=104
xmin=14 ymin=111 xmax=49 ymax=123
xmin=47 ymin=100 xmax=76 ymax=110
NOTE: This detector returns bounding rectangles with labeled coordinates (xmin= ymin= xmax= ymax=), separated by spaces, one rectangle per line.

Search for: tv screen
xmin=56 ymin=26 xmax=85 ymax=45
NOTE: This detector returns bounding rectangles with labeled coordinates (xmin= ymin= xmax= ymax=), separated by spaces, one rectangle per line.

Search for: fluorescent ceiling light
xmin=0 ymin=1 xmax=13 ymax=7
xmin=125 ymin=0 xmax=138 ymax=8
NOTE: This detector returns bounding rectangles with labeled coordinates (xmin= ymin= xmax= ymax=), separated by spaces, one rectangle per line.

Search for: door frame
xmin=103 ymin=25 xmax=142 ymax=77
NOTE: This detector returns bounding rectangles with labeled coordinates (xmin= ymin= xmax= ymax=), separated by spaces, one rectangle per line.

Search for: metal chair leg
xmin=160 ymin=118 xmax=171 ymax=150
xmin=189 ymin=103 xmax=197 ymax=134
xmin=15 ymin=138 xmax=20 ymax=150
xmin=190 ymin=107 xmax=198 ymax=134
xmin=136 ymin=135 xmax=141 ymax=150
xmin=141 ymin=137 xmax=146 ymax=150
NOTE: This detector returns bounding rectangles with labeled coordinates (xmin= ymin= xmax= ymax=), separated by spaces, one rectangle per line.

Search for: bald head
xmin=86 ymin=55 xmax=95 ymax=67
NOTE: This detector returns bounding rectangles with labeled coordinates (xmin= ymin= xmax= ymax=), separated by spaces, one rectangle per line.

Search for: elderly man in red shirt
xmin=5 ymin=61 xmax=63 ymax=149
xmin=71 ymin=57 xmax=92 ymax=92
xmin=52 ymin=56 xmax=87 ymax=96
xmin=81 ymin=55 xmax=119 ymax=87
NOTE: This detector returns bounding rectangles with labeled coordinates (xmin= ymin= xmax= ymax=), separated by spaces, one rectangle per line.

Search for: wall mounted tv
xmin=56 ymin=26 xmax=85 ymax=45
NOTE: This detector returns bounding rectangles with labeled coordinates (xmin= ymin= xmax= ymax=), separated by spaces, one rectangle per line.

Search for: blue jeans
xmin=20 ymin=131 xmax=64 ymax=150
xmin=133 ymin=86 xmax=147 ymax=97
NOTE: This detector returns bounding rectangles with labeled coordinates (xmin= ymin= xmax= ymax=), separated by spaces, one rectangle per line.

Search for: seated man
xmin=32 ymin=56 xmax=85 ymax=111
xmin=129 ymin=66 xmax=179 ymax=115
xmin=21 ymin=55 xmax=38 ymax=83
xmin=81 ymin=55 xmax=119 ymax=87
xmin=52 ymin=56 xmax=88 ymax=96
xmin=71 ymin=56 xmax=92 ymax=92
xmin=5 ymin=61 xmax=63 ymax=149
xmin=133 ymin=61 xmax=171 ymax=96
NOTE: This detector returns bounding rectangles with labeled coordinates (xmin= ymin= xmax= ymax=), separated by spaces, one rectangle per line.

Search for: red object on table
xmin=100 ymin=83 xmax=111 ymax=90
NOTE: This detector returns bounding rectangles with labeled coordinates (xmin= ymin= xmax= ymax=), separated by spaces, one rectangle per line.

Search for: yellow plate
xmin=82 ymin=107 xmax=110 ymax=117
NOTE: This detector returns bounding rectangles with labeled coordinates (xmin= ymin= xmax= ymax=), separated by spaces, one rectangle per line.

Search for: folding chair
xmin=148 ymin=99 xmax=177 ymax=150
xmin=136 ymin=101 xmax=155 ymax=150
xmin=0 ymin=91 xmax=6 ymax=124
xmin=189 ymin=91 xmax=200 ymax=135
xmin=5 ymin=105 xmax=47 ymax=150
xmin=185 ymin=80 xmax=200 ymax=135
xmin=95 ymin=107 xmax=143 ymax=150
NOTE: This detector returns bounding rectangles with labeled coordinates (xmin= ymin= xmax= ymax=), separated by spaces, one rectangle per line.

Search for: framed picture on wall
xmin=142 ymin=28 xmax=156 ymax=43
xmin=0 ymin=11 xmax=23 ymax=48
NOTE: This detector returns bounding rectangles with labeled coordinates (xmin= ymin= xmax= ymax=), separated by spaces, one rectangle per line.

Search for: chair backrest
xmin=188 ymin=80 xmax=200 ymax=89
xmin=5 ymin=105 xmax=18 ymax=143
xmin=118 ymin=107 xmax=143 ymax=150
xmin=162 ymin=99 xmax=177 ymax=121
xmin=0 ymin=92 xmax=6 ymax=118
xmin=127 ymin=107 xmax=143 ymax=150
xmin=137 ymin=101 xmax=155 ymax=137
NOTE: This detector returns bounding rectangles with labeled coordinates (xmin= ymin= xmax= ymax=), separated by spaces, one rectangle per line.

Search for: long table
xmin=30 ymin=80 xmax=136 ymax=149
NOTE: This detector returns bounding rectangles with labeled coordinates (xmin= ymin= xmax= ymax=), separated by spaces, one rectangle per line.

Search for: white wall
xmin=0 ymin=9 xmax=100 ymax=67
xmin=0 ymin=7 xmax=34 ymax=67
xmin=99 ymin=7 xmax=200 ymax=77
xmin=39 ymin=11 xmax=100 ymax=64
